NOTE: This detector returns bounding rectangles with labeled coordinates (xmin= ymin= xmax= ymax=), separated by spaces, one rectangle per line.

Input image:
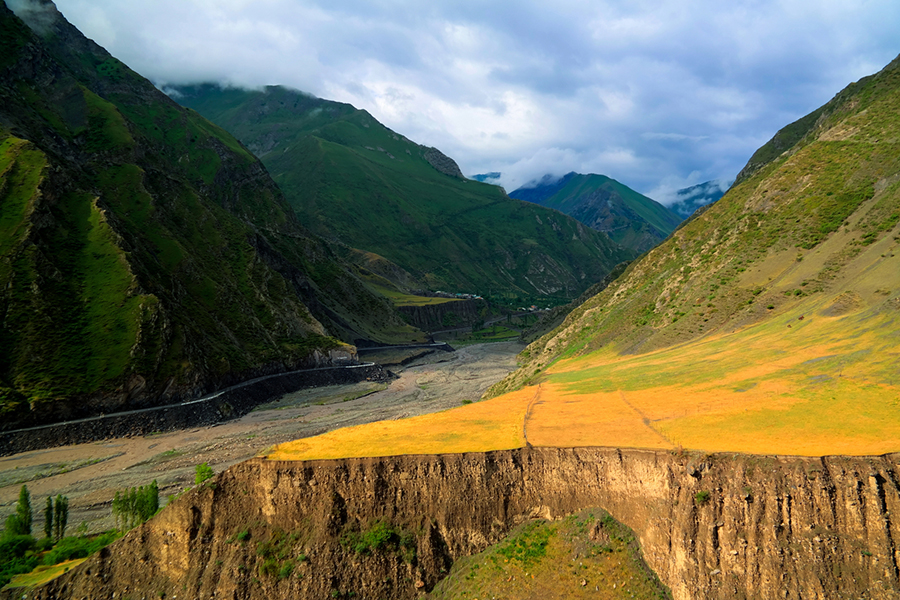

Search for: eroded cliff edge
xmin=16 ymin=447 xmax=900 ymax=599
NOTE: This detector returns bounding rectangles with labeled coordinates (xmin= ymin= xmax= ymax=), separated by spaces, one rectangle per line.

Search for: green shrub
xmin=41 ymin=532 xmax=118 ymax=565
xmin=340 ymin=521 xmax=416 ymax=563
xmin=0 ymin=534 xmax=38 ymax=588
xmin=195 ymin=463 xmax=215 ymax=484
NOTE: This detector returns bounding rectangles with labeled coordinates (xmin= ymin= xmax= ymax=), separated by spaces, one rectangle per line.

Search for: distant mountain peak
xmin=510 ymin=172 xmax=681 ymax=253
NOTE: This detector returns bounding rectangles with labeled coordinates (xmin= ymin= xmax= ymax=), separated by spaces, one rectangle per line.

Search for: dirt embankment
xmin=17 ymin=447 xmax=900 ymax=600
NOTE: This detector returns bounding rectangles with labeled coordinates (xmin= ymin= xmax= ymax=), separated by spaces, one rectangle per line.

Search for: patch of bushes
xmin=0 ymin=534 xmax=39 ymax=587
xmin=112 ymin=481 xmax=159 ymax=530
xmin=40 ymin=531 xmax=119 ymax=565
xmin=255 ymin=528 xmax=306 ymax=580
xmin=340 ymin=520 xmax=416 ymax=563
xmin=195 ymin=462 xmax=214 ymax=484
xmin=495 ymin=521 xmax=553 ymax=569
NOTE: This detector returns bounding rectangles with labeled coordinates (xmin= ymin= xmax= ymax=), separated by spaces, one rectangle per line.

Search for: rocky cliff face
xmin=396 ymin=299 xmax=483 ymax=331
xmin=19 ymin=447 xmax=900 ymax=599
xmin=422 ymin=147 xmax=465 ymax=179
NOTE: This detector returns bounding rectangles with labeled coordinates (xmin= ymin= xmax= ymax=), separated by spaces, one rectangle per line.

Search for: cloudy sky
xmin=42 ymin=0 xmax=900 ymax=201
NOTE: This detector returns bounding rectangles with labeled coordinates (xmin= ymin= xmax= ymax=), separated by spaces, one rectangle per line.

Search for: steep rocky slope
xmin=511 ymin=172 xmax=682 ymax=253
xmin=0 ymin=1 xmax=421 ymax=428
xmin=16 ymin=448 xmax=900 ymax=599
xmin=172 ymin=85 xmax=634 ymax=303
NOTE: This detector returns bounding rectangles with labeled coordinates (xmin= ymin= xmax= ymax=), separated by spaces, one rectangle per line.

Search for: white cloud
xmin=49 ymin=0 xmax=900 ymax=195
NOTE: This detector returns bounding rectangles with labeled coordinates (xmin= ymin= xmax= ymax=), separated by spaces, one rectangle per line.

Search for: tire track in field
xmin=618 ymin=390 xmax=675 ymax=448
xmin=522 ymin=384 xmax=541 ymax=447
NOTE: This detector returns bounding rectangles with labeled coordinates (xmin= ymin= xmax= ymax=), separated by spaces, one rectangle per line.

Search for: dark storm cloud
xmin=45 ymin=0 xmax=900 ymax=200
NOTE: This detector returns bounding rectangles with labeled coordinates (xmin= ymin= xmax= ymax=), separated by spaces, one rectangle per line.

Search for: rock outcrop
xmin=422 ymin=147 xmax=464 ymax=179
xmin=18 ymin=447 xmax=900 ymax=599
xmin=396 ymin=299 xmax=483 ymax=331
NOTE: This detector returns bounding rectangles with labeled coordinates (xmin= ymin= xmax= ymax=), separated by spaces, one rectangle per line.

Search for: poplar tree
xmin=43 ymin=496 xmax=53 ymax=539
xmin=53 ymin=495 xmax=68 ymax=541
xmin=15 ymin=485 xmax=31 ymax=536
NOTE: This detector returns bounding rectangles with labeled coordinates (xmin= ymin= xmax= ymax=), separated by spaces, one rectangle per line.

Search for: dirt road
xmin=0 ymin=342 xmax=522 ymax=534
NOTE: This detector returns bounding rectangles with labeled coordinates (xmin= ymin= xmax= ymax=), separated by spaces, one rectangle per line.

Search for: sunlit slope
xmin=490 ymin=53 xmax=900 ymax=398
xmin=269 ymin=54 xmax=900 ymax=461
xmin=529 ymin=268 xmax=900 ymax=456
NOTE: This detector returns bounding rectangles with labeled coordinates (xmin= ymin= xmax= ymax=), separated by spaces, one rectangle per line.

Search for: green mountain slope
xmin=490 ymin=53 xmax=900 ymax=400
xmin=173 ymin=85 xmax=634 ymax=303
xmin=0 ymin=2 xmax=421 ymax=428
xmin=510 ymin=172 xmax=683 ymax=253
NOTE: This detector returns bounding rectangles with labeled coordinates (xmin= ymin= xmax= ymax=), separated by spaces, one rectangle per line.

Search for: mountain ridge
xmin=172 ymin=84 xmax=634 ymax=304
xmin=0 ymin=1 xmax=422 ymax=428
xmin=510 ymin=172 xmax=682 ymax=253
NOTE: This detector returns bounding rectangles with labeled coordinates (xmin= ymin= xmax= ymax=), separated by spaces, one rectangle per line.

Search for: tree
xmin=3 ymin=514 xmax=22 ymax=538
xmin=43 ymin=496 xmax=53 ymax=539
xmin=111 ymin=482 xmax=159 ymax=531
xmin=53 ymin=495 xmax=68 ymax=541
xmin=148 ymin=480 xmax=159 ymax=515
xmin=112 ymin=491 xmax=122 ymax=531
xmin=15 ymin=486 xmax=31 ymax=536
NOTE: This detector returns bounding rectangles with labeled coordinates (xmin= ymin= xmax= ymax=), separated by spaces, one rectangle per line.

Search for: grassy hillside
xmin=0 ymin=3 xmax=421 ymax=427
xmin=174 ymin=85 xmax=633 ymax=303
xmin=269 ymin=54 xmax=900 ymax=459
xmin=429 ymin=510 xmax=670 ymax=600
xmin=482 ymin=53 xmax=900 ymax=454
xmin=511 ymin=173 xmax=682 ymax=252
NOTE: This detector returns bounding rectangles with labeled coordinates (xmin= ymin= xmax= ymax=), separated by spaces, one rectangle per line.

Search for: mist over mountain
xmin=470 ymin=172 xmax=502 ymax=185
xmin=665 ymin=179 xmax=732 ymax=218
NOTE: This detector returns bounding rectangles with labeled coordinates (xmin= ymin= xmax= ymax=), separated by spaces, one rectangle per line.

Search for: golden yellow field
xmin=269 ymin=280 xmax=900 ymax=460
xmin=268 ymin=387 xmax=530 ymax=460
xmin=531 ymin=311 xmax=900 ymax=456
xmin=269 ymin=232 xmax=900 ymax=461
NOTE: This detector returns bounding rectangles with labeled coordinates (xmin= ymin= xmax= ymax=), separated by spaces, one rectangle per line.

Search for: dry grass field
xmin=269 ymin=250 xmax=900 ymax=459
xmin=267 ymin=387 xmax=529 ymax=460
xmin=531 ymin=306 xmax=900 ymax=456
xmin=530 ymin=233 xmax=900 ymax=456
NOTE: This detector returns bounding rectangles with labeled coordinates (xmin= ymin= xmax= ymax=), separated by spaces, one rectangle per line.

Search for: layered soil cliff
xmin=17 ymin=447 xmax=900 ymax=599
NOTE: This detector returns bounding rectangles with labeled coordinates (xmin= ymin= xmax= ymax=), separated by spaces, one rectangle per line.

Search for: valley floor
xmin=0 ymin=342 xmax=522 ymax=535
